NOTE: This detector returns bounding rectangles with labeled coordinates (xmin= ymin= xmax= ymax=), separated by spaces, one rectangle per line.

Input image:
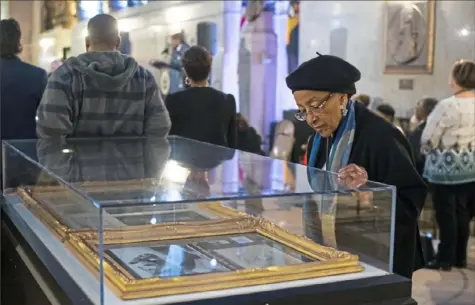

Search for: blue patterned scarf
xmin=308 ymin=100 xmax=356 ymax=173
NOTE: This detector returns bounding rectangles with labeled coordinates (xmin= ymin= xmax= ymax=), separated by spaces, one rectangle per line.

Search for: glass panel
xmin=1 ymin=141 xmax=103 ymax=305
xmin=3 ymin=137 xmax=395 ymax=305
xmin=4 ymin=137 xmax=391 ymax=208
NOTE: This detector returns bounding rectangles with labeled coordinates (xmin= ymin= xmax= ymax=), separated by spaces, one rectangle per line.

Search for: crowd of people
xmin=346 ymin=62 xmax=475 ymax=271
xmin=1 ymin=12 xmax=475 ymax=280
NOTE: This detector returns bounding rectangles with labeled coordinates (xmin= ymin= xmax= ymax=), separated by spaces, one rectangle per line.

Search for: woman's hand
xmin=338 ymin=163 xmax=368 ymax=189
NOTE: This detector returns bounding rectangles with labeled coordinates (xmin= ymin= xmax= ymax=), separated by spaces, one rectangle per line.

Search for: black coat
xmin=407 ymin=122 xmax=426 ymax=176
xmin=237 ymin=127 xmax=264 ymax=155
xmin=165 ymin=87 xmax=237 ymax=149
xmin=1 ymin=56 xmax=47 ymax=140
xmin=306 ymin=102 xmax=426 ymax=279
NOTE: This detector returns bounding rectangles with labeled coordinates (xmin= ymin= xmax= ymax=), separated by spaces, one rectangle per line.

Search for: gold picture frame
xmin=17 ymin=181 xmax=243 ymax=241
xmin=383 ymin=0 xmax=436 ymax=74
xmin=68 ymin=217 xmax=364 ymax=300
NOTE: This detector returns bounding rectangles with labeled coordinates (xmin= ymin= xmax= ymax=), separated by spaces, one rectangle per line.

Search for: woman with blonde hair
xmin=422 ymin=59 xmax=475 ymax=270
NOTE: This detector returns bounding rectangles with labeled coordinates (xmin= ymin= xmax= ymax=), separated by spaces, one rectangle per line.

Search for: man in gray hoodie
xmin=36 ymin=14 xmax=171 ymax=138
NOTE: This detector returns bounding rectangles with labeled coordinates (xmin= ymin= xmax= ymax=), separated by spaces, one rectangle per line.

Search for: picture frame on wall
xmin=383 ymin=0 xmax=436 ymax=74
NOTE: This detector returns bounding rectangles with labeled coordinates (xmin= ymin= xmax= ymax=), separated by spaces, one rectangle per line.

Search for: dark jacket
xmin=408 ymin=122 xmax=426 ymax=176
xmin=1 ymin=56 xmax=47 ymax=140
xmin=36 ymin=52 xmax=171 ymax=139
xmin=165 ymin=87 xmax=237 ymax=148
xmin=237 ymin=127 xmax=264 ymax=155
xmin=306 ymin=102 xmax=426 ymax=279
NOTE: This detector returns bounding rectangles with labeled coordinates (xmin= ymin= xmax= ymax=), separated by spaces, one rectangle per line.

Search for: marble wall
xmin=299 ymin=0 xmax=475 ymax=117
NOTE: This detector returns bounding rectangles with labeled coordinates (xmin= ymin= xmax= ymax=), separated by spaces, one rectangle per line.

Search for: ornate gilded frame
xmin=68 ymin=217 xmax=364 ymax=300
xmin=383 ymin=0 xmax=436 ymax=74
xmin=17 ymin=181 xmax=242 ymax=241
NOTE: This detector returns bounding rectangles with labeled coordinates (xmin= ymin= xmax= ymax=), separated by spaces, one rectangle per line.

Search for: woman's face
xmin=293 ymin=90 xmax=346 ymax=138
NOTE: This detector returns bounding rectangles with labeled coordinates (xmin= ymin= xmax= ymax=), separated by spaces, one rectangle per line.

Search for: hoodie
xmin=36 ymin=51 xmax=171 ymax=139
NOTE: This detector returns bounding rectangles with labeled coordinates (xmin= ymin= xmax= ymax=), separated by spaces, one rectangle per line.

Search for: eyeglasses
xmin=294 ymin=93 xmax=333 ymax=122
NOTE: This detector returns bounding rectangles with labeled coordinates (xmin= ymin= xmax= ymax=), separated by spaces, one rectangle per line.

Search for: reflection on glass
xmin=115 ymin=211 xmax=209 ymax=226
xmin=106 ymin=234 xmax=316 ymax=280
xmin=5 ymin=136 xmax=391 ymax=209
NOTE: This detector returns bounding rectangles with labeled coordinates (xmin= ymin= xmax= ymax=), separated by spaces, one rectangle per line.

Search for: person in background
xmin=353 ymin=94 xmax=370 ymax=107
xmin=1 ymin=19 xmax=47 ymax=304
xmin=165 ymin=46 xmax=237 ymax=148
xmin=36 ymin=14 xmax=170 ymax=139
xmin=0 ymin=18 xmax=47 ymax=140
xmin=150 ymin=32 xmax=190 ymax=94
xmin=286 ymin=52 xmax=426 ymax=279
xmin=376 ymin=103 xmax=405 ymax=135
xmin=368 ymin=96 xmax=383 ymax=112
xmin=47 ymin=59 xmax=64 ymax=78
xmin=422 ymin=59 xmax=475 ymax=271
xmin=236 ymin=113 xmax=264 ymax=155
xmin=407 ymin=97 xmax=438 ymax=176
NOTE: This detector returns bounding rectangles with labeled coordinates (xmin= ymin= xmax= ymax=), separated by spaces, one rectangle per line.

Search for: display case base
xmin=1 ymin=208 xmax=93 ymax=305
xmin=172 ymin=274 xmax=416 ymax=305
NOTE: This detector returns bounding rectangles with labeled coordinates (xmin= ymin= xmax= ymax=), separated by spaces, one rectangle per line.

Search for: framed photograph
xmin=68 ymin=218 xmax=364 ymax=300
xmin=16 ymin=182 xmax=242 ymax=240
xmin=383 ymin=0 xmax=436 ymax=74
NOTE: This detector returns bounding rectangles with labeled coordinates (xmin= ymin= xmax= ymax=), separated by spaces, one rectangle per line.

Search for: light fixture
xmin=458 ymin=28 xmax=470 ymax=37
xmin=39 ymin=38 xmax=55 ymax=49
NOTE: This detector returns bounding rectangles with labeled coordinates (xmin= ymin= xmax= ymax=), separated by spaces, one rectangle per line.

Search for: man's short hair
xmin=0 ymin=18 xmax=22 ymax=58
xmin=87 ymin=14 xmax=119 ymax=46
xmin=354 ymin=94 xmax=371 ymax=107
xmin=377 ymin=103 xmax=396 ymax=121
xmin=420 ymin=97 xmax=438 ymax=117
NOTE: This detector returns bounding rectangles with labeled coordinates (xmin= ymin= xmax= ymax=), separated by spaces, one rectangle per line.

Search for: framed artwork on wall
xmin=383 ymin=0 xmax=436 ymax=74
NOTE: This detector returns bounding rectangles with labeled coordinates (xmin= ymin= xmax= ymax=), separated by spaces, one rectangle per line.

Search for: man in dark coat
xmin=1 ymin=18 xmax=48 ymax=305
xmin=286 ymin=52 xmax=426 ymax=279
xmin=407 ymin=97 xmax=438 ymax=176
xmin=1 ymin=18 xmax=47 ymax=140
xmin=1 ymin=18 xmax=48 ymax=189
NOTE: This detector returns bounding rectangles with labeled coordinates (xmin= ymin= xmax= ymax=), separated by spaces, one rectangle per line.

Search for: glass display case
xmin=1 ymin=136 xmax=407 ymax=305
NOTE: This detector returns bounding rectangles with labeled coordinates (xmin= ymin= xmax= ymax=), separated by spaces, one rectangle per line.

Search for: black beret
xmin=286 ymin=53 xmax=361 ymax=94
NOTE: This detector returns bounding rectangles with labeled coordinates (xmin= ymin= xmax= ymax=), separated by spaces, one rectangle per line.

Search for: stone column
xmin=243 ymin=6 xmax=277 ymax=142
xmin=219 ymin=1 xmax=241 ymax=191
xmin=220 ymin=1 xmax=241 ymax=103
xmin=273 ymin=1 xmax=295 ymax=121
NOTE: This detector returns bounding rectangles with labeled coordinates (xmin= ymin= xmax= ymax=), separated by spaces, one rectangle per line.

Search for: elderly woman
xmin=421 ymin=59 xmax=475 ymax=270
xmin=286 ymin=53 xmax=426 ymax=279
